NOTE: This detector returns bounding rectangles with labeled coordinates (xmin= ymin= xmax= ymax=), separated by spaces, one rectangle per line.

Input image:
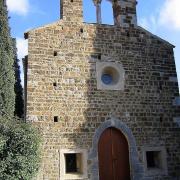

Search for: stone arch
xmin=88 ymin=117 xmax=144 ymax=180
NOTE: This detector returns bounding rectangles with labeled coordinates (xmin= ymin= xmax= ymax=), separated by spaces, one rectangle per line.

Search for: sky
xmin=6 ymin=0 xmax=180 ymax=92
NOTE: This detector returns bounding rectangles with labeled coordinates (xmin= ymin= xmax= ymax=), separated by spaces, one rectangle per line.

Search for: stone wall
xmin=60 ymin=0 xmax=83 ymax=22
xmin=25 ymin=19 xmax=180 ymax=179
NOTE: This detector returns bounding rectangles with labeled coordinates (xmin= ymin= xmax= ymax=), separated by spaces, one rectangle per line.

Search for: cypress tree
xmin=0 ymin=3 xmax=41 ymax=179
xmin=13 ymin=39 xmax=24 ymax=118
xmin=0 ymin=0 xmax=15 ymax=117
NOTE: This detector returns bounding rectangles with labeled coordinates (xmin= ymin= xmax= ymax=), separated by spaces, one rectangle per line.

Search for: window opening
xmin=101 ymin=0 xmax=113 ymax=24
xmin=160 ymin=116 xmax=163 ymax=122
xmin=143 ymin=147 xmax=168 ymax=176
xmin=146 ymin=151 xmax=161 ymax=169
xmin=65 ymin=154 xmax=78 ymax=173
xmin=54 ymin=116 xmax=58 ymax=122
xmin=159 ymin=82 xmax=163 ymax=90
xmin=96 ymin=62 xmax=125 ymax=90
xmin=65 ymin=153 xmax=82 ymax=174
xmin=83 ymin=0 xmax=96 ymax=23
xmin=98 ymin=53 xmax=101 ymax=60
xmin=83 ymin=0 xmax=113 ymax=24
xmin=53 ymin=82 xmax=57 ymax=87
xmin=101 ymin=66 xmax=120 ymax=85
xmin=80 ymin=28 xmax=84 ymax=33
xmin=54 ymin=51 xmax=58 ymax=56
xmin=101 ymin=74 xmax=113 ymax=84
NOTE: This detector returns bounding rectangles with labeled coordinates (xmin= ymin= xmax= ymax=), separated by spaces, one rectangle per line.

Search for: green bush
xmin=0 ymin=117 xmax=41 ymax=180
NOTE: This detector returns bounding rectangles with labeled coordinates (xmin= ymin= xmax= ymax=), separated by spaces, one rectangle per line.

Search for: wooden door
xmin=98 ymin=128 xmax=130 ymax=180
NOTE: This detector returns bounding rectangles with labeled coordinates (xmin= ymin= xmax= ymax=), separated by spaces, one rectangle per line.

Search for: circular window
xmin=101 ymin=74 xmax=113 ymax=85
xmin=101 ymin=66 xmax=120 ymax=85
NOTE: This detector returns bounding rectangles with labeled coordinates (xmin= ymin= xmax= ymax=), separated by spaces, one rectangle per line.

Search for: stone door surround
xmin=89 ymin=117 xmax=144 ymax=180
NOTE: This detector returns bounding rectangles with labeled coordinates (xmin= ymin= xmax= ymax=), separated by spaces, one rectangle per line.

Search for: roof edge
xmin=138 ymin=26 xmax=175 ymax=48
xmin=24 ymin=19 xmax=63 ymax=38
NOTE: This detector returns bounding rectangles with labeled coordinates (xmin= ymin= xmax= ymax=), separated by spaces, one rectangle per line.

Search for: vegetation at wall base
xmin=0 ymin=116 xmax=41 ymax=180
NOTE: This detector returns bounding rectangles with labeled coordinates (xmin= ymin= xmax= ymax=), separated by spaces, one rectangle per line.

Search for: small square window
xmin=53 ymin=82 xmax=57 ymax=87
xmin=97 ymin=54 xmax=101 ymax=60
xmin=60 ymin=149 xmax=87 ymax=179
xmin=65 ymin=153 xmax=82 ymax=174
xmin=146 ymin=151 xmax=161 ymax=169
xmin=54 ymin=116 xmax=58 ymax=122
xmin=80 ymin=28 xmax=83 ymax=33
xmin=54 ymin=51 xmax=58 ymax=56
xmin=143 ymin=147 xmax=168 ymax=176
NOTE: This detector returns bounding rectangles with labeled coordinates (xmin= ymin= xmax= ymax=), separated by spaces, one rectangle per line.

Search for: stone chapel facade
xmin=24 ymin=0 xmax=180 ymax=179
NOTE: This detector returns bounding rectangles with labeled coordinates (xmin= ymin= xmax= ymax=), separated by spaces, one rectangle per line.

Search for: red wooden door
xmin=98 ymin=128 xmax=130 ymax=180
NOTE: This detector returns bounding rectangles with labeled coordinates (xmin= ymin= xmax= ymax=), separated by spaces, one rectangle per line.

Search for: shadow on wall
xmin=60 ymin=1 xmax=146 ymax=178
xmin=55 ymin=0 xmax=180 ymax=179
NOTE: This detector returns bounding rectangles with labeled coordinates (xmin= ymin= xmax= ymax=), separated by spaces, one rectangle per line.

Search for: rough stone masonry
xmin=24 ymin=0 xmax=180 ymax=179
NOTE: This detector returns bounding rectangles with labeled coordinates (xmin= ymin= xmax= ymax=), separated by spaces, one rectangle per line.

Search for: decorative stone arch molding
xmin=88 ymin=117 xmax=144 ymax=180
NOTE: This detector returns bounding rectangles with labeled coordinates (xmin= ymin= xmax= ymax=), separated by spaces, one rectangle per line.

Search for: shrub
xmin=0 ymin=117 xmax=41 ymax=180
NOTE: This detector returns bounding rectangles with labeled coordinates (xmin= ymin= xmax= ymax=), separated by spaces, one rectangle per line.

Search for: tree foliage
xmin=0 ymin=0 xmax=15 ymax=116
xmin=13 ymin=40 xmax=24 ymax=118
xmin=0 ymin=3 xmax=41 ymax=179
xmin=0 ymin=117 xmax=41 ymax=180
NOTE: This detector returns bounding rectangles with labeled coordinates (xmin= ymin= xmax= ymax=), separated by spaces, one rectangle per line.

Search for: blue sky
xmin=7 ymin=0 xmax=180 ymax=91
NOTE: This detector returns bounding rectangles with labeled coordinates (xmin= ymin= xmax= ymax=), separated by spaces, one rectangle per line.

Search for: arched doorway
xmin=98 ymin=127 xmax=130 ymax=180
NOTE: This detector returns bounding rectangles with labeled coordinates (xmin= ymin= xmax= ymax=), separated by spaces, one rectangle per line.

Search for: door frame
xmin=89 ymin=117 xmax=144 ymax=180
